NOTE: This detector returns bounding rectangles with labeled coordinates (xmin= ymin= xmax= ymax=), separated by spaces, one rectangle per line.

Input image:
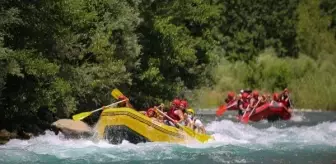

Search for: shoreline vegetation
xmin=1 ymin=0 xmax=336 ymax=143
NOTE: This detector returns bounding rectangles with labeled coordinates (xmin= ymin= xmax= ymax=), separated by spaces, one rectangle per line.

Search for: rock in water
xmin=51 ymin=119 xmax=93 ymax=139
xmin=0 ymin=129 xmax=11 ymax=140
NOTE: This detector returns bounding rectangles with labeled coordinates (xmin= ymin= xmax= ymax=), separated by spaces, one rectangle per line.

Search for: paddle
xmin=154 ymin=108 xmax=195 ymax=138
xmin=248 ymin=100 xmax=261 ymax=118
xmin=286 ymin=92 xmax=294 ymax=109
xmin=216 ymin=101 xmax=238 ymax=117
xmin=111 ymin=88 xmax=124 ymax=99
xmin=72 ymin=99 xmax=126 ymax=121
xmin=216 ymin=105 xmax=226 ymax=117
xmin=110 ymin=88 xmax=134 ymax=109
xmin=241 ymin=105 xmax=250 ymax=123
xmin=241 ymin=100 xmax=261 ymax=124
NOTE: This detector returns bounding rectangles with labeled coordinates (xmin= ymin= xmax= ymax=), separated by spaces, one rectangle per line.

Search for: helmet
xmin=228 ymin=91 xmax=235 ymax=98
xmin=146 ymin=108 xmax=156 ymax=116
xmin=180 ymin=100 xmax=188 ymax=108
xmin=273 ymin=93 xmax=279 ymax=100
xmin=242 ymin=92 xmax=249 ymax=99
xmin=118 ymin=95 xmax=127 ymax=100
xmin=172 ymin=99 xmax=181 ymax=106
xmin=187 ymin=108 xmax=195 ymax=114
xmin=252 ymin=90 xmax=259 ymax=97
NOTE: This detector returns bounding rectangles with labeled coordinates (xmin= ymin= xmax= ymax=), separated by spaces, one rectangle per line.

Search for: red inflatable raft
xmin=238 ymin=101 xmax=292 ymax=122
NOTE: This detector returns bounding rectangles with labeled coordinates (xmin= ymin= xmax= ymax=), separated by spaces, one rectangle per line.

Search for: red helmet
xmin=180 ymin=100 xmax=188 ymax=108
xmin=273 ymin=93 xmax=279 ymax=100
xmin=146 ymin=108 xmax=155 ymax=116
xmin=242 ymin=92 xmax=249 ymax=99
xmin=228 ymin=91 xmax=235 ymax=98
xmin=118 ymin=95 xmax=127 ymax=100
xmin=252 ymin=90 xmax=259 ymax=97
xmin=172 ymin=99 xmax=181 ymax=106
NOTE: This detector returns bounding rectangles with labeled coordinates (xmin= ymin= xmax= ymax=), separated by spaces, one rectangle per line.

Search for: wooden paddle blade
xmin=111 ymin=88 xmax=123 ymax=99
xmin=216 ymin=105 xmax=227 ymax=116
xmin=72 ymin=112 xmax=92 ymax=121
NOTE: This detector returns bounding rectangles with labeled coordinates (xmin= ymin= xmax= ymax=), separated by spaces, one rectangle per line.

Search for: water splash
xmin=1 ymin=115 xmax=336 ymax=164
xmin=206 ymin=120 xmax=336 ymax=147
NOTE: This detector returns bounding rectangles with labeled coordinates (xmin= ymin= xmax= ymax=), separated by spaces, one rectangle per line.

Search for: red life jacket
xmin=242 ymin=100 xmax=249 ymax=109
xmin=168 ymin=107 xmax=180 ymax=121
xmin=225 ymin=98 xmax=233 ymax=104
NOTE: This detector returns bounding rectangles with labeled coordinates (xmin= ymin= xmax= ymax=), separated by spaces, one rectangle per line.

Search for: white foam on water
xmin=0 ymin=131 xmax=188 ymax=161
xmin=288 ymin=111 xmax=307 ymax=122
xmin=1 ymin=118 xmax=335 ymax=162
xmin=205 ymin=120 xmax=336 ymax=148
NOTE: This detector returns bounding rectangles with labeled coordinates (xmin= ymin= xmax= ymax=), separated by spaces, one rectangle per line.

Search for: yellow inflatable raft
xmin=95 ymin=107 xmax=214 ymax=144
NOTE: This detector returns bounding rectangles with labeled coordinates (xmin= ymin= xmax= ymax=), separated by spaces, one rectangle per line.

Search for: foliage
xmin=0 ymin=0 xmax=335 ymax=134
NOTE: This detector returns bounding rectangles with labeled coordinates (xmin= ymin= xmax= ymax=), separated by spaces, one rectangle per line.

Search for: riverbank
xmin=0 ymin=129 xmax=34 ymax=145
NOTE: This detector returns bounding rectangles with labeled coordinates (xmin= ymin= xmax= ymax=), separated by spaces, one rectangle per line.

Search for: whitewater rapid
xmin=1 ymin=112 xmax=335 ymax=163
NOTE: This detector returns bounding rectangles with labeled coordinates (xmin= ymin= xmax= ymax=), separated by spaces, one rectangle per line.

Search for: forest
xmin=0 ymin=0 xmax=335 ymax=135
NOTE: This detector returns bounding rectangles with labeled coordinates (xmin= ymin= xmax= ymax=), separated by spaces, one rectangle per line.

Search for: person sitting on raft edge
xmin=117 ymin=95 xmax=134 ymax=108
xmin=280 ymin=88 xmax=292 ymax=108
xmin=165 ymin=99 xmax=188 ymax=127
xmin=185 ymin=108 xmax=206 ymax=134
xmin=271 ymin=92 xmax=286 ymax=108
xmin=141 ymin=103 xmax=165 ymax=122
xmin=250 ymin=90 xmax=262 ymax=109
xmin=237 ymin=92 xmax=250 ymax=115
xmin=145 ymin=108 xmax=163 ymax=123
xmin=225 ymin=91 xmax=236 ymax=104
xmin=178 ymin=100 xmax=188 ymax=122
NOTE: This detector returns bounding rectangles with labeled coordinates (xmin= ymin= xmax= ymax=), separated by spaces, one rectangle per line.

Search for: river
xmin=0 ymin=110 xmax=335 ymax=164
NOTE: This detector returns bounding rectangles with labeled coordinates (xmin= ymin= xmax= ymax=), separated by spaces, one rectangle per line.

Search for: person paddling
xmin=166 ymin=99 xmax=185 ymax=126
xmin=145 ymin=108 xmax=162 ymax=122
xmin=260 ymin=93 xmax=268 ymax=105
xmin=280 ymin=88 xmax=291 ymax=108
xmin=237 ymin=92 xmax=250 ymax=116
xmin=225 ymin=91 xmax=236 ymax=104
xmin=224 ymin=91 xmax=238 ymax=111
xmin=271 ymin=93 xmax=281 ymax=105
xmin=176 ymin=100 xmax=188 ymax=123
xmin=117 ymin=95 xmax=134 ymax=108
xmin=250 ymin=90 xmax=261 ymax=109
xmin=186 ymin=108 xmax=206 ymax=134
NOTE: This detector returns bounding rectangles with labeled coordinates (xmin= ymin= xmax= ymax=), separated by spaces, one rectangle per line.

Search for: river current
xmin=1 ymin=110 xmax=335 ymax=164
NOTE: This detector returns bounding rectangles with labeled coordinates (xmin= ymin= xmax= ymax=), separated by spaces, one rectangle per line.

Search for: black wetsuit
xmin=237 ymin=99 xmax=244 ymax=115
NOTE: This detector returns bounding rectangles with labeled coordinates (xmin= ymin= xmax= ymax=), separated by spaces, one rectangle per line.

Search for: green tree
xmin=297 ymin=0 xmax=336 ymax=59
xmin=0 ymin=0 xmax=142 ymax=131
xmin=131 ymin=0 xmax=223 ymax=107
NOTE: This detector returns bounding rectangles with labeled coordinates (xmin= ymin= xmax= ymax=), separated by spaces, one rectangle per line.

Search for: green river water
xmin=1 ymin=110 xmax=335 ymax=164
